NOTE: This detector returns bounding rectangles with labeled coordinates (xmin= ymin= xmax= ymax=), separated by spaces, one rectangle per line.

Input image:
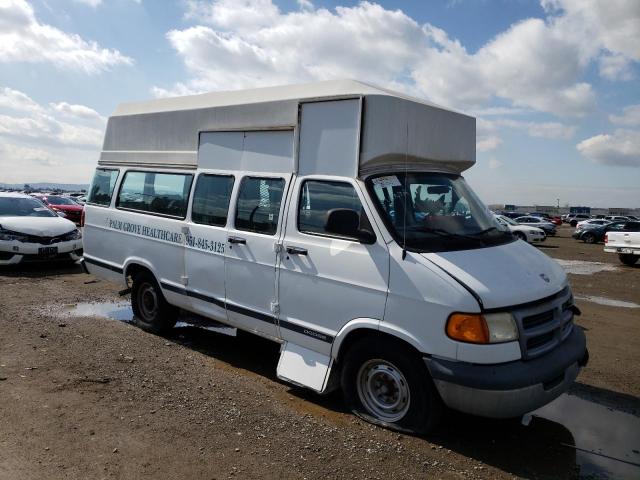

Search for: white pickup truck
xmin=604 ymin=221 xmax=640 ymax=266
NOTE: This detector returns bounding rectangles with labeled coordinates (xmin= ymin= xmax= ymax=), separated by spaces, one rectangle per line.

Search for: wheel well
xmin=335 ymin=329 xmax=422 ymax=365
xmin=125 ymin=263 xmax=152 ymax=285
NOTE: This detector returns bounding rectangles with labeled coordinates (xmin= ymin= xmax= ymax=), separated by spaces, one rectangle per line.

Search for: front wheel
xmin=514 ymin=231 xmax=526 ymax=242
xmin=582 ymin=232 xmax=596 ymax=244
xmin=340 ymin=338 xmax=443 ymax=434
xmin=131 ymin=271 xmax=178 ymax=334
xmin=619 ymin=254 xmax=638 ymax=266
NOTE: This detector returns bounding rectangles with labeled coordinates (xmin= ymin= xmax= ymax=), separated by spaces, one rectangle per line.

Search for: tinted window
xmin=624 ymin=222 xmax=640 ymax=231
xmin=88 ymin=169 xmax=119 ymax=206
xmin=299 ymin=180 xmax=370 ymax=238
xmin=0 ymin=197 xmax=56 ymax=218
xmin=235 ymin=177 xmax=284 ymax=235
xmin=117 ymin=171 xmax=193 ymax=218
xmin=46 ymin=196 xmax=77 ymax=206
xmin=192 ymin=174 xmax=234 ymax=227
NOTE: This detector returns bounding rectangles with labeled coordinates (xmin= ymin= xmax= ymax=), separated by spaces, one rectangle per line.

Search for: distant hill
xmin=0 ymin=182 xmax=90 ymax=192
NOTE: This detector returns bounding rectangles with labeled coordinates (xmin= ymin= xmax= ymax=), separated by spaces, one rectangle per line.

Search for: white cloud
xmin=0 ymin=87 xmax=105 ymax=148
xmin=49 ymin=101 xmax=105 ymax=122
xmin=609 ymin=104 xmax=640 ymax=127
xmin=297 ymin=0 xmax=313 ymax=10
xmin=0 ymin=0 xmax=133 ymax=74
xmin=73 ymin=0 xmax=141 ymax=6
xmin=599 ymin=53 xmax=634 ymax=81
xmin=577 ymin=129 xmax=640 ymax=167
xmin=476 ymin=118 xmax=502 ymax=152
xmin=159 ymin=0 xmax=640 ymax=118
xmin=488 ymin=157 xmax=503 ymax=169
xmin=498 ymin=119 xmax=577 ymax=139
xmin=0 ymin=86 xmax=43 ymax=112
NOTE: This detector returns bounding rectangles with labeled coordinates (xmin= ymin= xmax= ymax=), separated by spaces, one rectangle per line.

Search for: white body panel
xmin=277 ymin=342 xmax=332 ymax=392
xmin=604 ymin=231 xmax=640 ymax=255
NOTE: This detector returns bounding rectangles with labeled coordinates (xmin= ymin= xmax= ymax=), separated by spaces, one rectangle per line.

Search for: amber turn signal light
xmin=446 ymin=313 xmax=490 ymax=344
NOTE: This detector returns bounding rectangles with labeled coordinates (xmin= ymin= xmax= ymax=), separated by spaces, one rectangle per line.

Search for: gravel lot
xmin=1 ymin=225 xmax=639 ymax=479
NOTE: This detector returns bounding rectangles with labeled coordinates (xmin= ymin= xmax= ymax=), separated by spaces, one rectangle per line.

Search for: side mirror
xmin=325 ymin=209 xmax=376 ymax=244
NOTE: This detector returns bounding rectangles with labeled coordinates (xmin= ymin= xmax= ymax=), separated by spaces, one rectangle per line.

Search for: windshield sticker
xmin=372 ymin=175 xmax=402 ymax=188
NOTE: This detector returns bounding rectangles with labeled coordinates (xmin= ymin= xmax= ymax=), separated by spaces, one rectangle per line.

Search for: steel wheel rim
xmin=138 ymin=282 xmax=158 ymax=320
xmin=356 ymin=359 xmax=410 ymax=423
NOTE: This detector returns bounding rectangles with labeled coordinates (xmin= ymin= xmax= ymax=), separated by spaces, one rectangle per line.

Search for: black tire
xmin=570 ymin=220 xmax=577 ymax=227
xmin=582 ymin=232 xmax=596 ymax=244
xmin=340 ymin=337 xmax=443 ymax=435
xmin=514 ymin=231 xmax=526 ymax=242
xmin=131 ymin=271 xmax=178 ymax=334
xmin=619 ymin=254 xmax=638 ymax=266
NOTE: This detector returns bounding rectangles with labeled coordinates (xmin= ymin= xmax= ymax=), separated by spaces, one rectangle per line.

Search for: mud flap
xmin=276 ymin=342 xmax=332 ymax=393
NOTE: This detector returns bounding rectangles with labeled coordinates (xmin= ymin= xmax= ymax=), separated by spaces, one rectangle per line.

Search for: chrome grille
xmin=511 ymin=287 xmax=575 ymax=360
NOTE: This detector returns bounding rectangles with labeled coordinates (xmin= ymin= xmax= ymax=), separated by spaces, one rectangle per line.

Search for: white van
xmin=82 ymin=80 xmax=588 ymax=433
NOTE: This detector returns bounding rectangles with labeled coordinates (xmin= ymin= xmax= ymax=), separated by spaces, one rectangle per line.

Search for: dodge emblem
xmin=540 ymin=273 xmax=550 ymax=283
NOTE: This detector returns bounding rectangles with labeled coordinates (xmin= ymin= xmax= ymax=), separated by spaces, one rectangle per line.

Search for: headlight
xmin=0 ymin=228 xmax=29 ymax=242
xmin=446 ymin=312 xmax=519 ymax=344
xmin=66 ymin=229 xmax=82 ymax=240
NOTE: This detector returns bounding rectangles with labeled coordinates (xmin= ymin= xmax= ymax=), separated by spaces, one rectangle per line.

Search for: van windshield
xmin=367 ymin=172 xmax=513 ymax=252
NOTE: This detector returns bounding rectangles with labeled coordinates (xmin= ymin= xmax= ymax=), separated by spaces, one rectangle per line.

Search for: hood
xmin=0 ymin=216 xmax=77 ymax=237
xmin=421 ymin=240 xmax=567 ymax=309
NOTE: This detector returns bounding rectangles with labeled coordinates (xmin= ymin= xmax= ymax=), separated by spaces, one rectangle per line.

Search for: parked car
xmin=495 ymin=215 xmax=546 ymax=243
xmin=591 ymin=214 xmax=607 ymax=219
xmin=500 ymin=211 xmax=522 ymax=219
xmin=572 ymin=221 xmax=629 ymax=244
xmin=515 ymin=216 xmax=557 ymax=235
xmin=604 ymin=215 xmax=629 ymax=222
xmin=568 ymin=214 xmax=590 ymax=227
xmin=549 ymin=216 xmax=562 ymax=226
xmin=626 ymin=215 xmax=639 ymax=221
xmin=575 ymin=219 xmax=611 ymax=231
xmin=604 ymin=222 xmax=640 ymax=265
xmin=0 ymin=192 xmax=83 ymax=265
xmin=33 ymin=194 xmax=84 ymax=224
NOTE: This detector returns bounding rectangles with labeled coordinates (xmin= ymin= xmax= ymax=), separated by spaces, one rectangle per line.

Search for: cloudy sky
xmin=0 ymin=0 xmax=638 ymax=207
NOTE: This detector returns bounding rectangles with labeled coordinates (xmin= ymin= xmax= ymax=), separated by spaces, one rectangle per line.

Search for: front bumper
xmin=0 ymin=239 xmax=83 ymax=265
xmin=424 ymin=326 xmax=588 ymax=418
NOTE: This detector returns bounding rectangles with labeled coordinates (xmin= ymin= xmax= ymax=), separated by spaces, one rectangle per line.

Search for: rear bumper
xmin=424 ymin=327 xmax=588 ymax=418
xmin=604 ymin=247 xmax=640 ymax=255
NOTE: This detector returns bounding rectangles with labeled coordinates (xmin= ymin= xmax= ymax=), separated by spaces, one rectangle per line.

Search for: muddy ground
xmin=1 ymin=225 xmax=639 ymax=479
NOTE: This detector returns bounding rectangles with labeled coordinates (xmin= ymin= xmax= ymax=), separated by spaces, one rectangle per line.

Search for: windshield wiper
xmin=406 ymin=226 xmax=486 ymax=242
xmin=467 ymin=227 xmax=499 ymax=236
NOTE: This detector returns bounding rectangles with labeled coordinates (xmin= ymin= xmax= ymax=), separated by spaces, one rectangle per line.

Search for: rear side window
xmin=117 ymin=171 xmax=193 ymax=218
xmin=624 ymin=222 xmax=640 ymax=231
xmin=88 ymin=168 xmax=119 ymax=206
xmin=192 ymin=174 xmax=234 ymax=226
xmin=298 ymin=180 xmax=370 ymax=239
xmin=235 ymin=177 xmax=285 ymax=235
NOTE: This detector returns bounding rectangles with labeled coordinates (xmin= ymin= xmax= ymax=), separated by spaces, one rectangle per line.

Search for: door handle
xmin=286 ymin=246 xmax=308 ymax=255
xmin=228 ymin=236 xmax=247 ymax=245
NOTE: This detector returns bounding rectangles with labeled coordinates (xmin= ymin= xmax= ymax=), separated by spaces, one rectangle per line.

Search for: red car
xmin=34 ymin=195 xmax=84 ymax=224
xmin=550 ymin=216 xmax=562 ymax=226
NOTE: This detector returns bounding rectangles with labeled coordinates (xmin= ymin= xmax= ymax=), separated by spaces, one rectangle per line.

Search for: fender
xmin=331 ymin=317 xmax=428 ymax=360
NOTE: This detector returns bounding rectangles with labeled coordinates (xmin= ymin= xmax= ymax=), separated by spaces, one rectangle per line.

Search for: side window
xmin=117 ymin=171 xmax=193 ymax=218
xmin=235 ymin=177 xmax=285 ymax=235
xmin=88 ymin=168 xmax=119 ymax=206
xmin=298 ymin=180 xmax=372 ymax=239
xmin=192 ymin=174 xmax=234 ymax=227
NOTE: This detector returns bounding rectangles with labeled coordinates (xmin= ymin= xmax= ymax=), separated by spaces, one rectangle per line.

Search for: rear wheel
xmin=582 ymin=232 xmax=596 ymax=244
xmin=619 ymin=254 xmax=638 ymax=266
xmin=570 ymin=220 xmax=578 ymax=227
xmin=341 ymin=337 xmax=443 ymax=434
xmin=131 ymin=271 xmax=178 ymax=334
xmin=514 ymin=231 xmax=526 ymax=242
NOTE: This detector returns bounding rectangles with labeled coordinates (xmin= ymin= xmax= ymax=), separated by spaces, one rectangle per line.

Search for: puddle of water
xmin=60 ymin=301 xmax=133 ymax=321
xmin=533 ymin=394 xmax=640 ymax=479
xmin=576 ymin=295 xmax=640 ymax=309
xmin=555 ymin=259 xmax=619 ymax=275
xmin=55 ymin=302 xmax=236 ymax=336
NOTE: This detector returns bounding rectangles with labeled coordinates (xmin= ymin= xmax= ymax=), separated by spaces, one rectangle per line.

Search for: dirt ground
xmin=1 ymin=224 xmax=639 ymax=479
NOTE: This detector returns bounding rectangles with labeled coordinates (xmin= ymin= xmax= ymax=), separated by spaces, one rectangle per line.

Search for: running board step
xmin=277 ymin=342 xmax=332 ymax=393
